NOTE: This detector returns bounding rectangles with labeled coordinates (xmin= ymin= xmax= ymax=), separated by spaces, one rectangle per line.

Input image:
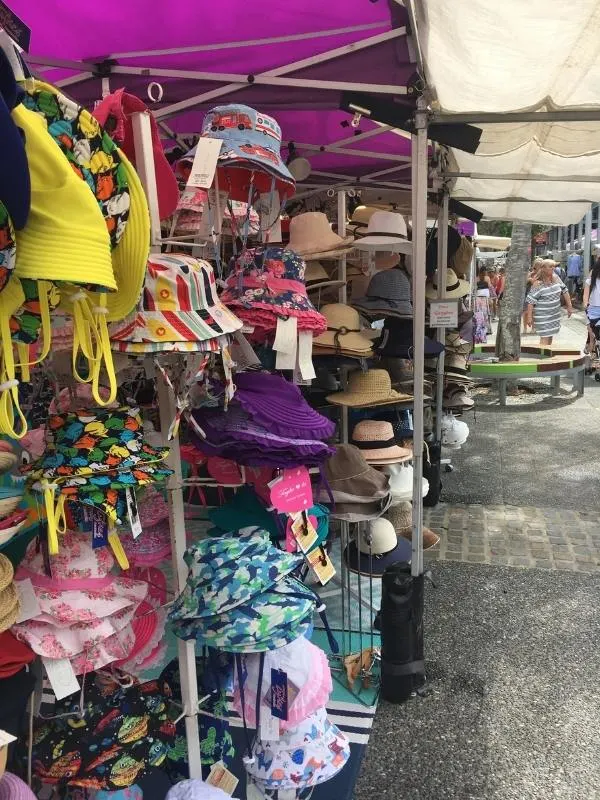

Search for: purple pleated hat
xmin=0 ymin=773 xmax=36 ymax=800
xmin=190 ymin=405 xmax=334 ymax=467
xmin=233 ymin=372 xmax=335 ymax=440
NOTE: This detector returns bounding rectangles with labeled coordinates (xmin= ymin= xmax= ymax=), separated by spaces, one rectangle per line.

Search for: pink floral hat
xmin=12 ymin=531 xmax=148 ymax=672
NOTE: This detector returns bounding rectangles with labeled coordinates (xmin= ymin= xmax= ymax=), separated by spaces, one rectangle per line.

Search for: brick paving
xmin=423 ymin=504 xmax=600 ymax=572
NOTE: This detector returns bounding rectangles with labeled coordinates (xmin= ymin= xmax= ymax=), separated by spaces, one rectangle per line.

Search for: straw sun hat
xmin=288 ymin=212 xmax=354 ymax=260
xmin=351 ymin=420 xmax=412 ymax=465
xmin=0 ymin=554 xmax=19 ymax=632
xmin=326 ymin=368 xmax=412 ymax=408
xmin=313 ymin=304 xmax=374 ymax=355
xmin=426 ymin=268 xmax=470 ymax=300
xmin=304 ymin=261 xmax=345 ymax=293
xmin=385 ymin=501 xmax=440 ymax=550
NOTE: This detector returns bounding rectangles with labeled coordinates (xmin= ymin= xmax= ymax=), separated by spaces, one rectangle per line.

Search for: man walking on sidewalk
xmin=567 ymin=250 xmax=584 ymax=301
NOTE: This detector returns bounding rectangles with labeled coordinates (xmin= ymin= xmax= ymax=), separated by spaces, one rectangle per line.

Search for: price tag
xmin=126 ymin=488 xmax=142 ymax=539
xmin=15 ymin=578 xmax=41 ymax=623
xmin=206 ymin=761 xmax=240 ymax=795
xmin=186 ymin=137 xmax=223 ymax=189
xmin=429 ymin=299 xmax=459 ymax=328
xmin=270 ymin=668 xmax=289 ymax=720
xmin=297 ymin=330 xmax=316 ymax=380
xmin=290 ymin=512 xmax=318 ymax=554
xmin=273 ymin=317 xmax=298 ymax=370
xmin=307 ymin=546 xmax=336 ymax=585
xmin=43 ymin=658 xmax=80 ymax=701
xmin=91 ymin=507 xmax=108 ymax=548
xmin=259 ymin=708 xmax=280 ymax=741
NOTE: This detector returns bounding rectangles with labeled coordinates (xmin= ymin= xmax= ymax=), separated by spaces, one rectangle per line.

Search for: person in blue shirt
xmin=567 ymin=250 xmax=584 ymax=299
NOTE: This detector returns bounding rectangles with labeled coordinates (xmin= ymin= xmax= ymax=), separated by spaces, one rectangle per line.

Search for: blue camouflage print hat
xmin=169 ymin=528 xmax=303 ymax=621
xmin=170 ymin=575 xmax=315 ymax=653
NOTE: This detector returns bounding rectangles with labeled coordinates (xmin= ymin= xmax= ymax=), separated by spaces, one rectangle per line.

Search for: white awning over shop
xmin=414 ymin=0 xmax=600 ymax=224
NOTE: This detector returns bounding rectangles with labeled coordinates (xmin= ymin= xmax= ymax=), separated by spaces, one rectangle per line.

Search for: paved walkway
xmin=425 ymin=308 xmax=600 ymax=572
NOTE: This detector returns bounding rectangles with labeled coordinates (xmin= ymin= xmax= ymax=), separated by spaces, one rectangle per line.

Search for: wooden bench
xmin=469 ymin=346 xmax=585 ymax=406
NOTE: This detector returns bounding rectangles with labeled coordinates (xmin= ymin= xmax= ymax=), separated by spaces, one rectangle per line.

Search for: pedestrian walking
xmin=566 ymin=249 xmax=584 ymax=300
xmin=525 ymin=259 xmax=572 ymax=346
xmin=583 ymin=256 xmax=600 ymax=354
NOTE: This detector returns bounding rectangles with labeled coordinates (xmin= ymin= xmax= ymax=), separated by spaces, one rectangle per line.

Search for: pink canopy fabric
xmin=13 ymin=0 xmax=417 ymax=181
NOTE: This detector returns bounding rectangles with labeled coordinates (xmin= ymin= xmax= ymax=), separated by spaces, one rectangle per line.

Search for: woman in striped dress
xmin=525 ymin=259 xmax=572 ymax=345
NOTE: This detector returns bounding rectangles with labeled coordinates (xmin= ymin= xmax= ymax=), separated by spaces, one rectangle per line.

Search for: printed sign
xmin=429 ymin=299 xmax=459 ymax=328
xmin=269 ymin=467 xmax=313 ymax=513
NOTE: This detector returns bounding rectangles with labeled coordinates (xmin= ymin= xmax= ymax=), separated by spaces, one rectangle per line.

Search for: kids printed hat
xmin=110 ymin=253 xmax=242 ymax=353
xmin=0 ymin=204 xmax=16 ymax=296
xmin=189 ymin=104 xmax=295 ymax=202
xmin=171 ymin=574 xmax=315 ymax=653
xmin=23 ymin=406 xmax=171 ymax=553
xmin=221 ymin=246 xmax=326 ymax=336
xmin=169 ymin=529 xmax=303 ymax=621
xmin=166 ymin=780 xmax=234 ymax=800
xmin=93 ymin=87 xmax=179 ymax=221
xmin=232 ymin=635 xmax=333 ymax=730
xmin=245 ymin=707 xmax=350 ymax=791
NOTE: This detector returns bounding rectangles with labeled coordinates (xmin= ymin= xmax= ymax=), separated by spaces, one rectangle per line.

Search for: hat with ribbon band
xmin=313 ymin=304 xmax=374 ymax=356
xmin=354 ymin=210 xmax=412 ymax=254
xmin=351 ymin=420 xmax=412 ymax=465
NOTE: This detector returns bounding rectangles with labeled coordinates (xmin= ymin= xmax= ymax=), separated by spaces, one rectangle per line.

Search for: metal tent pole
xmin=131 ymin=112 xmax=202 ymax=779
xmin=410 ymin=99 xmax=428 ymax=578
xmin=467 ymin=223 xmax=477 ymax=311
xmin=435 ymin=194 xmax=449 ymax=442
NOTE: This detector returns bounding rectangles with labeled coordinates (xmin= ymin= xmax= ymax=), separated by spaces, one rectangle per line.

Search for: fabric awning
xmin=415 ymin=0 xmax=600 ymax=224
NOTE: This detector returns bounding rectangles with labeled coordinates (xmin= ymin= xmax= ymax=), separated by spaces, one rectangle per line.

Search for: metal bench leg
xmin=498 ymin=379 xmax=507 ymax=406
xmin=551 ymin=375 xmax=560 ymax=394
xmin=578 ymin=369 xmax=585 ymax=396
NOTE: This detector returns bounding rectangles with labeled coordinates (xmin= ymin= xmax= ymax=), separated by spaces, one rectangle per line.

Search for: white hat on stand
xmin=354 ymin=210 xmax=412 ymax=254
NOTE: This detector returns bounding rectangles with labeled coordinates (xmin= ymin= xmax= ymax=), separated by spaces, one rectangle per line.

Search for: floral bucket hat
xmin=220 ymin=246 xmax=327 ymax=337
xmin=171 ymin=574 xmax=315 ymax=653
xmin=232 ymin=635 xmax=332 ymax=731
xmin=169 ymin=529 xmax=302 ymax=621
xmin=110 ymin=253 xmax=242 ymax=354
xmin=12 ymin=530 xmax=148 ymax=671
xmin=32 ymin=674 xmax=177 ymax=791
xmin=22 ymin=406 xmax=171 ymax=554
xmin=245 ymin=707 xmax=350 ymax=791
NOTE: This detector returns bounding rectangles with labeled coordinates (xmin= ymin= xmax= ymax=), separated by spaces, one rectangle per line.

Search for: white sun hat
xmin=354 ymin=210 xmax=412 ymax=254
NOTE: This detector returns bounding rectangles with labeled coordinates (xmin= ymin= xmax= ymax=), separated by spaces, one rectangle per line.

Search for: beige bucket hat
xmin=313 ymin=304 xmax=374 ymax=355
xmin=288 ymin=212 xmax=354 ymax=259
xmin=326 ymin=368 xmax=412 ymax=408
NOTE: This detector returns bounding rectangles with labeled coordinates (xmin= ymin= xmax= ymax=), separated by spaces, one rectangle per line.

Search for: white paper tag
xmin=15 ymin=578 xmax=41 ymax=623
xmin=193 ymin=189 xmax=228 ymax=242
xmin=43 ymin=658 xmax=80 ymax=701
xmin=278 ymin=791 xmax=297 ymax=800
xmin=256 ymin=191 xmax=282 ymax=243
xmin=273 ymin=316 xmax=297 ymax=353
xmin=186 ymin=137 xmax=223 ymax=189
xmin=259 ymin=709 xmax=280 ymax=741
xmin=246 ymin=783 xmax=264 ymax=800
xmin=126 ymin=488 xmax=143 ymax=539
xmin=0 ymin=730 xmax=16 ymax=748
xmin=297 ymin=330 xmax=316 ymax=380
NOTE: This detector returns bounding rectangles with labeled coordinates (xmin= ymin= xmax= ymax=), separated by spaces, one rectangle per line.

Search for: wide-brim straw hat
xmin=313 ymin=303 xmax=374 ymax=354
xmin=426 ymin=268 xmax=471 ymax=299
xmin=304 ymin=261 xmax=346 ymax=292
xmin=288 ymin=212 xmax=354 ymax=259
xmin=326 ymin=368 xmax=412 ymax=408
xmin=354 ymin=210 xmax=412 ymax=254
xmin=386 ymin=501 xmax=440 ymax=550
xmin=347 ymin=205 xmax=379 ymax=238
xmin=0 ymin=554 xmax=13 ymax=591
xmin=0 ymin=582 xmax=19 ymax=633
xmin=351 ymin=420 xmax=412 ymax=465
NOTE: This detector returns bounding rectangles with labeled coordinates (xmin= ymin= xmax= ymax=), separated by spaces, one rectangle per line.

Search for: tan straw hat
xmin=347 ymin=205 xmax=378 ymax=238
xmin=304 ymin=261 xmax=346 ymax=293
xmin=0 ymin=554 xmax=13 ymax=592
xmin=0 ymin=582 xmax=20 ymax=632
xmin=386 ymin=501 xmax=440 ymax=550
xmin=426 ymin=268 xmax=470 ymax=300
xmin=351 ymin=420 xmax=412 ymax=465
xmin=313 ymin=304 xmax=374 ymax=355
xmin=326 ymin=368 xmax=413 ymax=408
xmin=288 ymin=212 xmax=354 ymax=259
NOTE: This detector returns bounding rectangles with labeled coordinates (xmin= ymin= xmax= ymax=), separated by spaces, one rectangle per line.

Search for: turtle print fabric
xmin=22 ymin=83 xmax=130 ymax=251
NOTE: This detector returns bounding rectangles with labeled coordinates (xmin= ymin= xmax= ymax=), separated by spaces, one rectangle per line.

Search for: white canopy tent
xmin=411 ymin=0 xmax=600 ymax=224
xmin=475 ymin=234 xmax=511 ymax=251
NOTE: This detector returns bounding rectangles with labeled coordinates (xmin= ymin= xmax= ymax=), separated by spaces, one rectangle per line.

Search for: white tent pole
xmin=585 ymin=208 xmax=593 ymax=276
xmin=434 ymin=194 xmax=449 ymax=442
xmin=108 ymin=22 xmax=388 ymax=59
xmin=55 ymin=72 xmax=94 ymax=88
xmin=467 ymin=224 xmax=477 ymax=311
xmin=411 ymin=97 xmax=428 ymax=578
xmin=338 ymin=190 xmax=347 ymax=304
xmin=130 ymin=112 xmax=202 ymax=779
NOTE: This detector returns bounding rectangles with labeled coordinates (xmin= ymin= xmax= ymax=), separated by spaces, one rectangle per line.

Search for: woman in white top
xmin=583 ymin=258 xmax=600 ymax=353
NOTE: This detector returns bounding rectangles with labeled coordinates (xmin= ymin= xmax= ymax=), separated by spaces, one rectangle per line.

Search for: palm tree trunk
xmin=495 ymin=223 xmax=532 ymax=361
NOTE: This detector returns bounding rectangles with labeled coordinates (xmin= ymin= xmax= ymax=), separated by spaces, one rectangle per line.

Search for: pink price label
xmin=268 ymin=466 xmax=313 ymax=513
